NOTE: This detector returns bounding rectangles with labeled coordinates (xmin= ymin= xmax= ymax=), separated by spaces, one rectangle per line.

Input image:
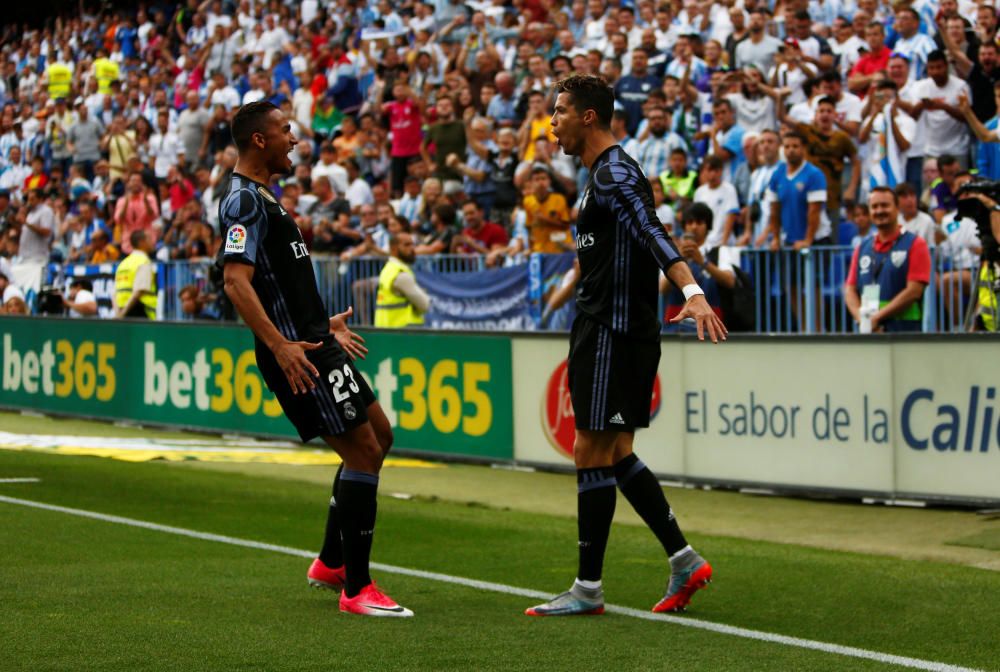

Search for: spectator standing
xmin=848 ymin=22 xmax=891 ymax=96
xmin=149 ymin=109 xmax=185 ymax=181
xmin=749 ymin=129 xmax=781 ymax=246
xmin=67 ymin=100 xmax=103 ymax=180
xmin=860 ymin=81 xmax=915 ymax=193
xmin=735 ymin=8 xmax=783 ymax=74
xmin=781 ymin=96 xmax=859 ymax=225
xmin=114 ymin=173 xmax=160 ymax=254
xmin=896 ymin=183 xmax=936 ymax=245
xmin=615 ymin=50 xmax=662 ymax=135
xmin=892 ymin=7 xmax=937 ymax=82
xmin=658 ymin=147 xmax=699 ymax=212
xmin=845 ymin=187 xmax=931 ymax=332
xmin=522 ymin=167 xmax=572 ymax=254
xmin=909 ymin=50 xmax=971 ymax=168
xmin=18 ymin=189 xmax=55 ymax=264
xmin=177 ymin=91 xmax=211 ymax=171
xmin=383 ymin=84 xmax=424 ymax=196
xmin=767 ymin=131 xmax=831 ymax=249
xmin=422 ymin=96 xmax=466 ymax=183
xmin=706 ymin=98 xmax=746 ymax=184
xmin=635 ymin=107 xmax=688 ymax=179
xmin=693 ymin=155 xmax=740 ymax=248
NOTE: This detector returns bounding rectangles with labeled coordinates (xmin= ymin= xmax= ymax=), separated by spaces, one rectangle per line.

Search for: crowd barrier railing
xmin=41 ymin=246 xmax=987 ymax=333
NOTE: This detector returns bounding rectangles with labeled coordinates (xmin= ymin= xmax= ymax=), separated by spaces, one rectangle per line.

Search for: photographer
xmin=62 ymin=279 xmax=98 ymax=318
xmin=953 ymin=188 xmax=1000 ymax=331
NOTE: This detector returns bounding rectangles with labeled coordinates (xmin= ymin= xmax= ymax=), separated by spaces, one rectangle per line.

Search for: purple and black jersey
xmin=218 ymin=173 xmax=329 ymax=343
xmin=575 ymin=145 xmax=683 ymax=341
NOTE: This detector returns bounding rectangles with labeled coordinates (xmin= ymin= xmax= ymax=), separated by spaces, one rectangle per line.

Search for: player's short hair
xmin=794 ymin=9 xmax=810 ymax=21
xmin=759 ymin=128 xmax=780 ymax=140
xmin=554 ymin=74 xmax=614 ymax=128
xmin=894 ymin=183 xmax=917 ymax=198
xmin=816 ymin=96 xmax=837 ymax=109
xmin=712 ymin=98 xmax=733 ymax=112
xmin=869 ymin=186 xmax=899 ymax=205
xmin=896 ymin=6 xmax=919 ymax=21
xmin=231 ymin=101 xmax=279 ymax=151
xmin=820 ymin=70 xmax=841 ymax=84
xmin=685 ymin=202 xmax=715 ymax=229
xmin=670 ymin=147 xmax=688 ymax=157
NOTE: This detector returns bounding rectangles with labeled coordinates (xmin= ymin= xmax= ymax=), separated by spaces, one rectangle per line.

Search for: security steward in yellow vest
xmin=375 ymin=232 xmax=429 ymax=328
xmin=115 ymin=230 xmax=158 ymax=319
xmin=46 ymin=62 xmax=72 ymax=100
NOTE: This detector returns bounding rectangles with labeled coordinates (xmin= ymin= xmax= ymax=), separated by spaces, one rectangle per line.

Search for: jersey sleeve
xmin=594 ymin=160 xmax=683 ymax=272
xmin=220 ymin=188 xmax=267 ymax=265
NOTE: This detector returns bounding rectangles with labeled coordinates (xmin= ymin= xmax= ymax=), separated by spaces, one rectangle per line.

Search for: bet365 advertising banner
xmin=0 ymin=318 xmax=513 ymax=459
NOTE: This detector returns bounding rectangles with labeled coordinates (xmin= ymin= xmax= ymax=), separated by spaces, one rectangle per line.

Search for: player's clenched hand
xmin=329 ymin=306 xmax=368 ymax=360
xmin=273 ymin=340 xmax=322 ymax=394
xmin=669 ymin=295 xmax=728 ymax=343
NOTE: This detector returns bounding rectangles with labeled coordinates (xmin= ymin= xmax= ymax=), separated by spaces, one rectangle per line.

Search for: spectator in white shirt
xmin=693 ymin=155 xmax=740 ymax=248
xmin=896 ymin=183 xmax=936 ymax=245
xmin=149 ymin=109 xmax=185 ymax=180
xmin=909 ymin=50 xmax=972 ymax=167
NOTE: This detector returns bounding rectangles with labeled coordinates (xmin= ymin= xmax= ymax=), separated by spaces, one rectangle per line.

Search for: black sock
xmin=614 ymin=453 xmax=688 ymax=557
xmin=337 ymin=468 xmax=379 ymax=598
xmin=577 ymin=467 xmax=617 ymax=582
xmin=318 ymin=464 xmax=344 ymax=567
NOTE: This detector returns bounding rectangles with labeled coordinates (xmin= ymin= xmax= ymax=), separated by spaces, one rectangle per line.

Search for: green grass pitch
xmin=1 ymin=422 xmax=999 ymax=671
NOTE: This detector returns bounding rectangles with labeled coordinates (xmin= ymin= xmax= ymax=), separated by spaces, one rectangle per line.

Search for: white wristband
xmin=682 ymin=284 xmax=705 ymax=302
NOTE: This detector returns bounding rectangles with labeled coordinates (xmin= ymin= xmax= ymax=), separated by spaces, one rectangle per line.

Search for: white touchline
xmin=0 ymin=478 xmax=41 ymax=483
xmin=0 ymin=494 xmax=983 ymax=672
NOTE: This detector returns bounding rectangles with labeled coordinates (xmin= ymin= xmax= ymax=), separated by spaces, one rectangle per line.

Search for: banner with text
xmin=511 ymin=336 xmax=1000 ymax=504
xmin=0 ymin=319 xmax=513 ymax=460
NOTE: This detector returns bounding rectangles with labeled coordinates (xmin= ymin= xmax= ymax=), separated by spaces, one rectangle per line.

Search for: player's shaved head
xmin=231 ymin=101 xmax=279 ymax=151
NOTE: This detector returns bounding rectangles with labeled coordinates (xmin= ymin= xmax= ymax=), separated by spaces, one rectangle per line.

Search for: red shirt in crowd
xmin=845 ymin=228 xmax=931 ymax=287
xmin=383 ymin=98 xmax=423 ymax=157
xmin=457 ymin=221 xmax=509 ymax=253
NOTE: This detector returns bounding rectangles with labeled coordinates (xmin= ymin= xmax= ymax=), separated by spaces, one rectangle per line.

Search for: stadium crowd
xmin=0 ymin=0 xmax=994 ymax=329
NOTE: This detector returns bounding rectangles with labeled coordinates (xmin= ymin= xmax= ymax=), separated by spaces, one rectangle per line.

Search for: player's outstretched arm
xmin=665 ymin=262 xmax=728 ymax=343
xmin=223 ymin=262 xmax=321 ymax=394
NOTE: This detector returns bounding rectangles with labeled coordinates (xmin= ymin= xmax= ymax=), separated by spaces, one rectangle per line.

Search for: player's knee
xmin=351 ymin=440 xmax=384 ymax=473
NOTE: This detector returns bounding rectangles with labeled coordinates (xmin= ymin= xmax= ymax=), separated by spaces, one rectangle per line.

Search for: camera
xmin=36 ymin=286 xmax=65 ymax=315
xmin=956 ymin=177 xmax=1000 ymax=264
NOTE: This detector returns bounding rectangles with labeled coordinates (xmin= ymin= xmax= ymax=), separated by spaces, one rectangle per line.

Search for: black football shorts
xmin=257 ymin=335 xmax=375 ymax=442
xmin=568 ymin=314 xmax=660 ymax=432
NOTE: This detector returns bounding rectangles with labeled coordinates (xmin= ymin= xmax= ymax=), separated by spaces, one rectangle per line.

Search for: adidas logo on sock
xmin=609 ymin=412 xmax=625 ymax=425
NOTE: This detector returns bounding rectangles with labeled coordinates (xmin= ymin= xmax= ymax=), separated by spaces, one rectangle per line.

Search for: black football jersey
xmin=574 ymin=145 xmax=683 ymax=340
xmin=219 ymin=173 xmax=329 ymax=342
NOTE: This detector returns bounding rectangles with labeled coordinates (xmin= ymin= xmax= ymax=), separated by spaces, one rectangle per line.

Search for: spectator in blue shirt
xmin=486 ymin=71 xmax=519 ymax=128
xmin=766 ymin=130 xmax=831 ymax=250
xmin=708 ymin=98 xmax=746 ymax=183
xmin=614 ymin=50 xmax=662 ymax=135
